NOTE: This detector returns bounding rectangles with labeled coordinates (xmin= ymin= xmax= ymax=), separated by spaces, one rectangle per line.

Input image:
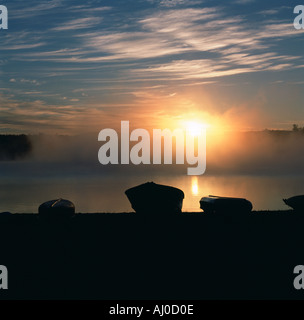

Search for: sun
xmin=185 ymin=121 xmax=207 ymax=136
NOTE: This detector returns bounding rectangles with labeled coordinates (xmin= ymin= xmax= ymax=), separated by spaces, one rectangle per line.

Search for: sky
xmin=0 ymin=0 xmax=303 ymax=134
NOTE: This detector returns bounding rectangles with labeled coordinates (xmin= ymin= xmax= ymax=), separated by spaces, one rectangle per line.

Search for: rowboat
xmin=38 ymin=198 xmax=75 ymax=219
xmin=283 ymin=195 xmax=304 ymax=211
xmin=200 ymin=195 xmax=253 ymax=214
xmin=125 ymin=182 xmax=184 ymax=214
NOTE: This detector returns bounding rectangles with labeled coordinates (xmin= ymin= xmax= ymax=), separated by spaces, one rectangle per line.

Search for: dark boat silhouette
xmin=283 ymin=195 xmax=304 ymax=211
xmin=125 ymin=182 xmax=184 ymax=214
xmin=38 ymin=198 xmax=75 ymax=219
xmin=200 ymin=195 xmax=253 ymax=214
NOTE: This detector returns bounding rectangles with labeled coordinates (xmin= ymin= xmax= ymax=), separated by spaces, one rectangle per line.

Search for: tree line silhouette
xmin=0 ymin=134 xmax=32 ymax=160
xmin=292 ymin=124 xmax=304 ymax=133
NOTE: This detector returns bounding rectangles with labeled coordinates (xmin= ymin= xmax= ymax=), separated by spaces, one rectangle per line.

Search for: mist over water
xmin=1 ymin=131 xmax=304 ymax=213
xmin=23 ymin=130 xmax=304 ymax=175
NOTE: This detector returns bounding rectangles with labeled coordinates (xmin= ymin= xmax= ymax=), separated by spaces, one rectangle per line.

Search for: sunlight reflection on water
xmin=1 ymin=172 xmax=304 ymax=213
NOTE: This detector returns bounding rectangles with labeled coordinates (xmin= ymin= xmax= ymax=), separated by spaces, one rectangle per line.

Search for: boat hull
xmin=283 ymin=195 xmax=304 ymax=211
xmin=38 ymin=198 xmax=75 ymax=219
xmin=125 ymin=182 xmax=184 ymax=215
xmin=200 ymin=195 xmax=253 ymax=214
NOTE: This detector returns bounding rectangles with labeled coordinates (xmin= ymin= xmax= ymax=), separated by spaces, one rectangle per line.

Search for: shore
xmin=0 ymin=209 xmax=297 ymax=216
xmin=0 ymin=210 xmax=303 ymax=300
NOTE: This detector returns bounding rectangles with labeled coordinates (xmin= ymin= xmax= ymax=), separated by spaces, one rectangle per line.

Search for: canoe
xmin=283 ymin=195 xmax=304 ymax=211
xmin=125 ymin=182 xmax=184 ymax=214
xmin=38 ymin=198 xmax=75 ymax=219
xmin=200 ymin=195 xmax=253 ymax=214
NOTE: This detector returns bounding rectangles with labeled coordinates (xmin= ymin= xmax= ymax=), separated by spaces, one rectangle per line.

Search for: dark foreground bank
xmin=1 ymin=211 xmax=304 ymax=300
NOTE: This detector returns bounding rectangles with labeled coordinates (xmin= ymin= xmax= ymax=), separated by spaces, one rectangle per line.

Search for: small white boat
xmin=200 ymin=195 xmax=253 ymax=214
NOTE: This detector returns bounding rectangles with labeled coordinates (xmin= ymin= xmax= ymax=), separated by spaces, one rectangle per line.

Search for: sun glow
xmin=185 ymin=121 xmax=208 ymax=137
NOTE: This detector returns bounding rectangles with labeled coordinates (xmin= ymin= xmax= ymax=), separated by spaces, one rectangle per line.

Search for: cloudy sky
xmin=0 ymin=0 xmax=303 ymax=134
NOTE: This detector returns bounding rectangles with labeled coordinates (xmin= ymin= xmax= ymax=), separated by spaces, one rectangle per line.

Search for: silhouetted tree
xmin=0 ymin=134 xmax=32 ymax=160
xmin=292 ymin=124 xmax=299 ymax=132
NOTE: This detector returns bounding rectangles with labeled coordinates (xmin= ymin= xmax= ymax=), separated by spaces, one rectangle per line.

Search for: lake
xmin=0 ymin=161 xmax=303 ymax=213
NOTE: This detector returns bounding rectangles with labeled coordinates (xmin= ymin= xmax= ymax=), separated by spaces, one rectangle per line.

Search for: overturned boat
xmin=125 ymin=182 xmax=184 ymax=215
xmin=283 ymin=195 xmax=304 ymax=211
xmin=200 ymin=195 xmax=253 ymax=214
xmin=38 ymin=198 xmax=75 ymax=219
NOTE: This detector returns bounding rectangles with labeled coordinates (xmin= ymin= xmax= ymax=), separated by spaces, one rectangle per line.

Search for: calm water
xmin=0 ymin=165 xmax=303 ymax=213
